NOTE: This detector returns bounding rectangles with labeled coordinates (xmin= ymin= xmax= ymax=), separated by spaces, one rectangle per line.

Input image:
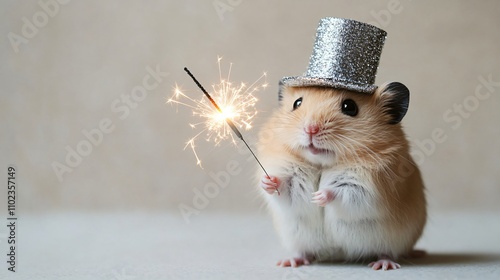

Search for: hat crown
xmin=280 ymin=18 xmax=388 ymax=94
xmin=306 ymin=18 xmax=387 ymax=87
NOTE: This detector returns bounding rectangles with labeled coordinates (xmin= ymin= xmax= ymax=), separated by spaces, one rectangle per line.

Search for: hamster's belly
xmin=268 ymin=165 xmax=339 ymax=256
xmin=324 ymin=215 xmax=416 ymax=260
xmin=269 ymin=165 xmax=414 ymax=260
xmin=275 ymin=200 xmax=407 ymax=260
xmin=326 ymin=216 xmax=387 ymax=259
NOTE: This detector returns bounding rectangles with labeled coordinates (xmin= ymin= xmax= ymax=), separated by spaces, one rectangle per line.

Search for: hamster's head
xmin=273 ymin=82 xmax=410 ymax=167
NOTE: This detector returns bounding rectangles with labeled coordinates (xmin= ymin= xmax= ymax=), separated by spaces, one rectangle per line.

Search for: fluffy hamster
xmin=257 ymin=83 xmax=426 ymax=270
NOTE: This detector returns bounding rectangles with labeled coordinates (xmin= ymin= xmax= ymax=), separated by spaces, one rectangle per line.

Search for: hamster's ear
xmin=376 ymin=82 xmax=410 ymax=124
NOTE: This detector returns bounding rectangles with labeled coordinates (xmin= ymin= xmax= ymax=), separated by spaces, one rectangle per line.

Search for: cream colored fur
xmin=257 ymin=86 xmax=426 ymax=264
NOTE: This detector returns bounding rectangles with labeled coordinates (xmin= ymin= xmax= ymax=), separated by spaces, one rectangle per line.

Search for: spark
xmin=167 ymin=57 xmax=267 ymax=167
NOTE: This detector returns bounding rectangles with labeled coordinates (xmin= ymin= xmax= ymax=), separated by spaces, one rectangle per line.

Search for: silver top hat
xmin=281 ymin=18 xmax=387 ymax=94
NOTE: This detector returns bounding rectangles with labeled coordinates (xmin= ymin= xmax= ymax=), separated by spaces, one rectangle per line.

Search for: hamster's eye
xmin=293 ymin=97 xmax=303 ymax=111
xmin=341 ymin=99 xmax=358 ymax=117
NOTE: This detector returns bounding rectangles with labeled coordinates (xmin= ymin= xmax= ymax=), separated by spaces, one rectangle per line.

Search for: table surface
xmin=1 ymin=210 xmax=500 ymax=280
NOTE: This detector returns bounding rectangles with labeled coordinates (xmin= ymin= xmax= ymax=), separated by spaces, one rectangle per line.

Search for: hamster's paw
xmin=276 ymin=256 xmax=313 ymax=267
xmin=368 ymin=257 xmax=401 ymax=270
xmin=260 ymin=176 xmax=280 ymax=195
xmin=311 ymin=189 xmax=335 ymax=206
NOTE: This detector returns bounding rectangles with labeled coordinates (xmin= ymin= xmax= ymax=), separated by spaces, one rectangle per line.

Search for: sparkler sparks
xmin=167 ymin=57 xmax=268 ymax=167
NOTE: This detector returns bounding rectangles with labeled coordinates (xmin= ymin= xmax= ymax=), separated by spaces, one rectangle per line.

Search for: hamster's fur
xmin=257 ymin=83 xmax=426 ymax=270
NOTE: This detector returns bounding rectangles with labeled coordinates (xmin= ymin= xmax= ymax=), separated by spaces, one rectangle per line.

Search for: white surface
xmin=1 ymin=211 xmax=499 ymax=280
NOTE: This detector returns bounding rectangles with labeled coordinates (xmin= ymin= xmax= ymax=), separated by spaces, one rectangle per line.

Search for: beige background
xmin=1 ymin=0 xmax=499 ymax=217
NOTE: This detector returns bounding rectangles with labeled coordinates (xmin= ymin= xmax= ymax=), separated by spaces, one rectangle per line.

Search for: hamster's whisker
xmin=333 ymin=134 xmax=366 ymax=166
xmin=339 ymin=134 xmax=408 ymax=187
xmin=335 ymin=134 xmax=388 ymax=169
xmin=338 ymin=128 xmax=418 ymax=171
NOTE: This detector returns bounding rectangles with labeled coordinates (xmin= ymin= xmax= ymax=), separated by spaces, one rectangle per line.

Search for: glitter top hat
xmin=281 ymin=17 xmax=387 ymax=94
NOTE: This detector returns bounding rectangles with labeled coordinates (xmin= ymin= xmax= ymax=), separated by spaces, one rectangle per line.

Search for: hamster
xmin=257 ymin=82 xmax=426 ymax=270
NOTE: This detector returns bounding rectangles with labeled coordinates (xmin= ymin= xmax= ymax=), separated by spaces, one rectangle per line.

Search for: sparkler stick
xmin=184 ymin=67 xmax=279 ymax=195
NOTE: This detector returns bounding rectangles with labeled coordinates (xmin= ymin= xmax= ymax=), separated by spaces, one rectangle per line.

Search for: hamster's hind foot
xmin=260 ymin=175 xmax=280 ymax=195
xmin=368 ymin=256 xmax=401 ymax=270
xmin=276 ymin=255 xmax=315 ymax=267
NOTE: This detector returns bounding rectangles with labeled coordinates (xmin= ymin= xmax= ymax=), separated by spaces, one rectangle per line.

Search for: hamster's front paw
xmin=311 ymin=189 xmax=335 ymax=206
xmin=260 ymin=175 xmax=280 ymax=195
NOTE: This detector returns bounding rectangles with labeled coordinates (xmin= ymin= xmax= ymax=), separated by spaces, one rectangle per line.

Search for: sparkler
xmin=168 ymin=58 xmax=278 ymax=194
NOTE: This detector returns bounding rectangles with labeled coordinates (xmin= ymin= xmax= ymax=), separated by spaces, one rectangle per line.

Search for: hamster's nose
xmin=304 ymin=124 xmax=320 ymax=135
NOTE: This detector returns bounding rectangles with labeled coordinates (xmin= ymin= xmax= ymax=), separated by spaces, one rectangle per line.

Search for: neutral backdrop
xmin=1 ymin=0 xmax=499 ymax=218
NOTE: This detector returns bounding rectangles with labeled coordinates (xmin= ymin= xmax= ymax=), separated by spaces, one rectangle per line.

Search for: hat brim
xmin=280 ymin=76 xmax=377 ymax=94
